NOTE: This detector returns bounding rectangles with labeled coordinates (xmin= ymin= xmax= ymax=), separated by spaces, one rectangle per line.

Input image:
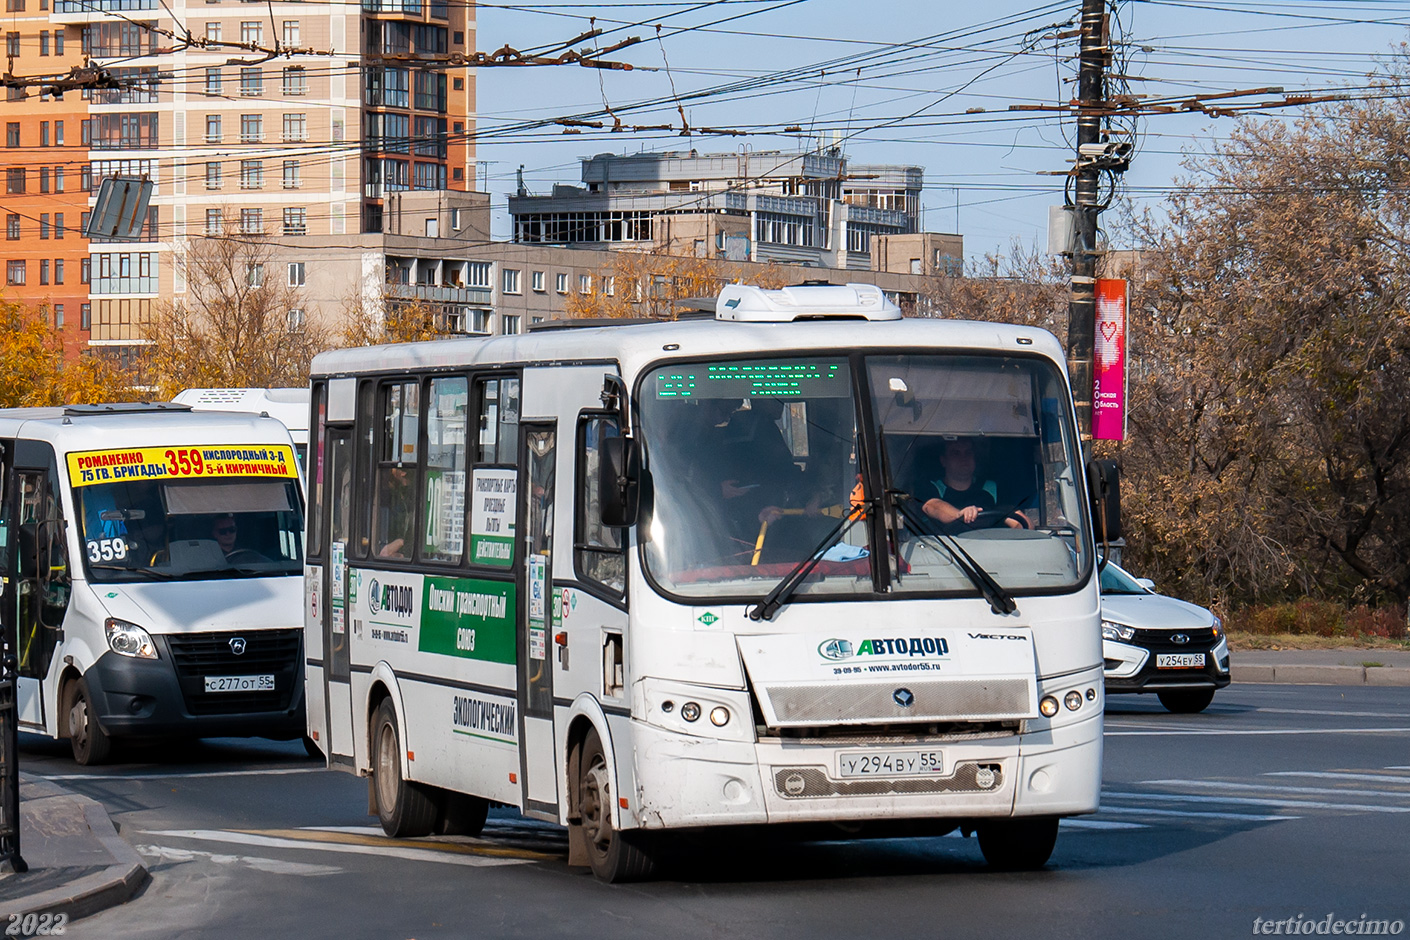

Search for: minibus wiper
xmin=747 ymin=503 xmax=870 ymax=622
xmin=893 ymin=497 xmax=1017 ymax=616
xmin=88 ymin=563 xmax=180 ymax=581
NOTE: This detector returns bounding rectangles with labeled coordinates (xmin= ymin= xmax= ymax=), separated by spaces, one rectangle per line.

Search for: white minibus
xmin=305 ymin=284 xmax=1114 ymax=881
xmin=173 ymin=388 xmax=311 ymax=467
xmin=0 ymin=403 xmax=307 ymax=764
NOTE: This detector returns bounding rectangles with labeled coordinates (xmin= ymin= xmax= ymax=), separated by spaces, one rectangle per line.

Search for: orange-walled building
xmin=0 ymin=5 xmax=90 ymax=354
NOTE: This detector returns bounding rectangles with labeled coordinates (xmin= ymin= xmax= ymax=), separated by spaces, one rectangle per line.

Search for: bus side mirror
xmin=599 ymin=436 xmax=640 ymax=528
xmin=1085 ymin=459 xmax=1122 ymax=543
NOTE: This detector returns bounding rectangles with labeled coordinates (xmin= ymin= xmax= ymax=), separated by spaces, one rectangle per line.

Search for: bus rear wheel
xmin=438 ymin=792 xmax=489 ymax=837
xmin=578 ymin=729 xmax=657 ymax=883
xmin=372 ymin=699 xmax=438 ymax=837
xmin=67 ymin=677 xmax=113 ymax=766
xmin=976 ymin=816 xmax=1059 ymax=871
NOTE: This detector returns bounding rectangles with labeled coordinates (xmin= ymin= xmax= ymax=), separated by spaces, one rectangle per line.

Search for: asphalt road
xmin=19 ymin=684 xmax=1410 ymax=940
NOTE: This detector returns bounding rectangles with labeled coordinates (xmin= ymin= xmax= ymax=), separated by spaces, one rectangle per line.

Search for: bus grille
xmin=165 ymin=629 xmax=302 ymax=716
xmin=760 ymin=678 xmax=1034 ymax=727
xmin=773 ymin=762 xmax=1005 ymax=799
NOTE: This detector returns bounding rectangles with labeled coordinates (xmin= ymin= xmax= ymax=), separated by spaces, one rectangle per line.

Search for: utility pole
xmin=1067 ymin=0 xmax=1110 ymax=447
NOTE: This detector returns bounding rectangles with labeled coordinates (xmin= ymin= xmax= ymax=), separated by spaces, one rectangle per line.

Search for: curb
xmin=1232 ymin=663 xmax=1410 ymax=687
xmin=0 ymin=792 xmax=149 ymax=923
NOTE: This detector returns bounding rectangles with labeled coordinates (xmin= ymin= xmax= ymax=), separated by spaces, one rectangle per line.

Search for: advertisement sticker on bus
xmin=420 ymin=576 xmax=516 ymax=664
xmin=355 ymin=568 xmax=422 ymax=648
xmin=469 ymin=469 xmax=516 ymax=567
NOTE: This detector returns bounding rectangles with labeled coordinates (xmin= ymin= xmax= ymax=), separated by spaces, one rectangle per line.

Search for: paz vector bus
xmin=0 ymin=403 xmax=308 ymax=764
xmin=304 ymin=283 xmax=1118 ymax=881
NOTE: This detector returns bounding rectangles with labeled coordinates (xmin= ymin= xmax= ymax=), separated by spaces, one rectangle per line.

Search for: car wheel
xmin=1157 ymin=688 xmax=1215 ymax=713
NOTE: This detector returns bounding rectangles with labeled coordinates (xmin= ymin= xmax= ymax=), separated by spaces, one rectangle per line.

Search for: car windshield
xmin=872 ymin=354 xmax=1088 ymax=595
xmin=1099 ymin=562 xmax=1148 ymax=595
xmin=639 ymin=357 xmax=873 ymax=600
xmin=75 ymin=478 xmax=304 ymax=582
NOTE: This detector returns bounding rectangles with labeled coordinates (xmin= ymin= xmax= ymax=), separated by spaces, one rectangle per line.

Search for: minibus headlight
xmin=1101 ymin=620 xmax=1136 ymax=642
xmin=105 ymin=618 xmax=158 ymax=660
xmin=709 ymin=706 xmax=730 ymax=727
xmin=1039 ymin=696 xmax=1060 ymax=718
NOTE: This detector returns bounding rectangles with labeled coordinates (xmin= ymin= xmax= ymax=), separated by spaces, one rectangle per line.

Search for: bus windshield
xmin=75 ymin=478 xmax=304 ymax=582
xmin=639 ymin=352 xmax=1088 ymax=601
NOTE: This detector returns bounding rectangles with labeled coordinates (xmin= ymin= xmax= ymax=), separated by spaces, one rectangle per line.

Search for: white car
xmin=1100 ymin=561 xmax=1231 ymax=713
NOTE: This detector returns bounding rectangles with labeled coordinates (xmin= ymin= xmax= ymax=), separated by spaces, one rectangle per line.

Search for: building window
xmin=502 ymin=314 xmax=521 ymax=335
xmin=205 ymin=209 xmax=222 ymax=234
xmin=54 ymin=121 xmax=62 ymax=146
xmin=40 ymin=30 xmax=48 ymax=55
xmin=6 ymin=261 xmax=25 ymax=285
xmin=531 ymin=270 xmax=545 ymax=292
xmin=240 ymin=113 xmax=262 ymax=142
xmin=81 ymin=211 xmax=89 ymax=235
xmin=6 ymin=34 xmax=19 ymax=58
xmin=40 ymin=214 xmax=50 ymax=239
xmin=282 ymin=159 xmax=300 ymax=189
xmin=206 ymin=162 xmax=222 ymax=189
xmin=81 ymin=257 xmax=91 ymax=283
xmin=239 ymin=159 xmax=263 ymax=189
xmin=54 ymin=212 xmax=63 ymax=239
xmin=54 ymin=259 xmax=63 ymax=284
xmin=287 ymin=308 xmax=305 ymax=332
xmin=245 ymin=263 xmax=264 ymax=288
xmin=240 ymin=67 xmax=262 ymax=96
xmin=555 ymin=272 xmax=567 ymax=294
xmin=54 ymin=304 xmax=63 ymax=327
xmin=206 ymin=114 xmax=222 ymax=143
xmin=282 ymin=66 xmax=306 ymax=95
xmin=55 ymin=167 xmax=64 ymax=192
xmin=240 ymin=21 xmax=261 ymax=44
xmin=5 ymin=215 xmax=18 ymax=240
xmin=502 ymin=268 xmax=520 ymax=294
xmin=282 ymin=207 xmax=306 ymax=235
xmin=605 ymin=276 xmax=615 ymax=296
xmin=205 ymin=21 xmax=221 ymax=41
xmin=467 ymin=261 xmax=490 ymax=288
xmin=54 ymin=30 xmax=63 ymax=55
xmin=5 ymin=168 xmax=24 ymax=194
xmin=205 ymin=67 xmax=222 ymax=95
xmin=240 ymin=208 xmax=263 ymax=234
xmin=40 ymin=168 xmax=49 ymax=193
xmin=287 ymin=261 xmax=305 ymax=286
xmin=282 ymin=20 xmax=299 ymax=45
xmin=40 ymin=122 xmax=50 ymax=147
xmin=81 ymin=303 xmax=90 ymax=330
xmin=579 ymin=274 xmax=591 ymax=295
xmin=281 ymin=113 xmax=306 ymax=142
xmin=40 ymin=259 xmax=49 ymax=284
xmin=91 ymin=252 xmax=157 ymax=294
xmin=4 ymin=123 xmax=16 ymax=147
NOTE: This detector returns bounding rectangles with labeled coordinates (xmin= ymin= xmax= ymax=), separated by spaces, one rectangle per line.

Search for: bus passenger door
xmin=322 ymin=428 xmax=355 ymax=762
xmin=11 ymin=459 xmax=67 ymax=730
xmin=517 ymin=424 xmax=559 ymax=815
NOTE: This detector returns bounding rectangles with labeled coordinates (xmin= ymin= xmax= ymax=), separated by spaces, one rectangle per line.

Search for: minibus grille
xmin=772 ymin=761 xmax=1005 ymax=799
xmin=165 ymin=630 xmax=302 ymax=715
xmin=759 ymin=678 xmax=1034 ymax=727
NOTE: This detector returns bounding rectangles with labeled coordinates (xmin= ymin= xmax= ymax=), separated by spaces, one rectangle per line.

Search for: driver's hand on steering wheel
xmin=959 ymin=504 xmax=981 ymax=524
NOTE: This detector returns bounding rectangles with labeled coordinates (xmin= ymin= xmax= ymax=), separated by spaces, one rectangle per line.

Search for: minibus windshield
xmin=75 ymin=478 xmax=304 ymax=582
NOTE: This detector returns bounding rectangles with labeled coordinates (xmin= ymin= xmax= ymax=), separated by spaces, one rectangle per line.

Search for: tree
xmin=565 ymin=250 xmax=790 ymax=319
xmin=0 ymin=296 xmax=133 ymax=406
xmin=142 ymin=234 xmax=328 ymax=398
xmin=917 ymin=244 xmax=1069 ymax=336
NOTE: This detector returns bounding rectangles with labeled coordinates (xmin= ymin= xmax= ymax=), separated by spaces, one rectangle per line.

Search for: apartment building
xmin=0 ymin=0 xmax=475 ymax=364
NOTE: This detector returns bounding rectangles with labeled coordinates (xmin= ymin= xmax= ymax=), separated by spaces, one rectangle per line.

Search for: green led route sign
xmin=656 ymin=360 xmax=848 ymax=400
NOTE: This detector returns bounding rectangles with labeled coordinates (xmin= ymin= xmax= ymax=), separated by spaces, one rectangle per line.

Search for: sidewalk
xmin=0 ymin=773 xmax=148 ymax=922
xmin=1231 ymin=648 xmax=1410 ymax=686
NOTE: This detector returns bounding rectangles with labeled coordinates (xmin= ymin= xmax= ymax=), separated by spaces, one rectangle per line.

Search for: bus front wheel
xmin=578 ymin=729 xmax=657 ymax=883
xmin=372 ymin=699 xmax=438 ymax=837
xmin=976 ymin=816 xmax=1059 ymax=871
xmin=67 ymin=677 xmax=113 ymax=766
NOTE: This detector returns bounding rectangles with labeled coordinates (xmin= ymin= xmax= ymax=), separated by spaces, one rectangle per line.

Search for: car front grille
xmin=1134 ymin=626 xmax=1218 ymax=653
xmin=165 ymin=629 xmax=302 ymax=715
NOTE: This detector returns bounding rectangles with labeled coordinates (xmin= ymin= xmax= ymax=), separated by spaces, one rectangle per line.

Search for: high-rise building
xmin=3 ymin=0 xmax=475 ymax=364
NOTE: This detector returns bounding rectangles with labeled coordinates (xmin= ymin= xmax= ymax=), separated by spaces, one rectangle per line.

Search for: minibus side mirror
xmin=599 ymin=436 xmax=640 ymax=528
xmin=1085 ymin=459 xmax=1122 ymax=545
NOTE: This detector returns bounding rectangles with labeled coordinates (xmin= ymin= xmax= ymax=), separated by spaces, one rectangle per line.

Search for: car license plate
xmin=204 ymin=674 xmax=275 ymax=693
xmin=838 ymin=750 xmax=944 ymax=778
xmin=1156 ymin=653 xmax=1205 ymax=669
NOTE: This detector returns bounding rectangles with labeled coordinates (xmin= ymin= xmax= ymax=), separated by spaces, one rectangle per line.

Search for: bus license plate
xmin=204 ymin=675 xmax=275 ymax=693
xmin=838 ymin=750 xmax=944 ymax=778
xmin=1156 ymin=653 xmax=1205 ymax=669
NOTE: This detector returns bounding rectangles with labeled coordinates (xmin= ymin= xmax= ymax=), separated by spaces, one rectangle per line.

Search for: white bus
xmin=0 ymin=403 xmax=308 ymax=764
xmin=306 ymin=284 xmax=1113 ymax=881
xmin=173 ymin=388 xmax=311 ymax=467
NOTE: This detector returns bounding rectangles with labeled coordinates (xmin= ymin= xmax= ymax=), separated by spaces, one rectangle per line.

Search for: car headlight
xmin=1101 ymin=620 xmax=1136 ymax=642
xmin=1211 ymin=616 xmax=1223 ymax=638
xmin=105 ymin=618 xmax=158 ymax=659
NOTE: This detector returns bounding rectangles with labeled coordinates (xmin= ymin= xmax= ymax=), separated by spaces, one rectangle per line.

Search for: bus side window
xmin=372 ymin=380 xmax=421 ymax=560
xmin=308 ymin=382 xmax=327 ymax=557
xmin=421 ymin=376 xmax=469 ymax=563
xmin=576 ymin=415 xmax=625 ymax=595
xmin=475 ymin=376 xmax=520 ymax=465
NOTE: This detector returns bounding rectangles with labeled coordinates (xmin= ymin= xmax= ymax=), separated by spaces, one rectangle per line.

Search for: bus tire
xmin=372 ymin=699 xmax=438 ymax=837
xmin=437 ymin=791 xmax=489 ymax=837
xmin=976 ymin=816 xmax=1059 ymax=871
xmin=578 ymin=728 xmax=657 ymax=883
xmin=1157 ymin=688 xmax=1215 ymax=713
xmin=67 ymin=677 xmax=113 ymax=766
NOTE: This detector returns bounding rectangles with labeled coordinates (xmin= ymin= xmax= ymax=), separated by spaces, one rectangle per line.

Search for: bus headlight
xmin=1101 ymin=621 xmax=1136 ymax=642
xmin=680 ymin=702 xmax=701 ymax=722
xmin=709 ymin=706 xmax=730 ymax=727
xmin=1039 ymin=695 xmax=1060 ymax=718
xmin=105 ymin=618 xmax=158 ymax=659
xmin=1064 ymin=690 xmax=1083 ymax=711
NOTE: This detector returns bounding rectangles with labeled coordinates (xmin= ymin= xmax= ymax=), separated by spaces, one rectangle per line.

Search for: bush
xmin=1230 ymin=601 xmax=1407 ymax=639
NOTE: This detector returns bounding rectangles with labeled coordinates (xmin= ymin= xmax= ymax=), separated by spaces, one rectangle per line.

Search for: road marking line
xmin=146 ymin=829 xmax=548 ymax=866
xmin=1105 ymin=727 xmax=1410 ymax=737
xmin=41 ymin=767 xmax=325 ymax=782
xmin=1255 ymin=708 xmax=1410 ymax=719
xmin=1102 ymin=791 xmax=1410 ymax=814
xmin=1141 ymin=779 xmax=1410 ymax=799
xmin=1060 ymin=818 xmax=1147 ymax=830
xmin=1263 ymin=771 xmax=1410 ymax=784
xmin=1096 ymin=805 xmax=1297 ymax=822
xmin=136 ymin=844 xmax=343 ymax=876
xmin=238 ymin=828 xmax=559 ymax=860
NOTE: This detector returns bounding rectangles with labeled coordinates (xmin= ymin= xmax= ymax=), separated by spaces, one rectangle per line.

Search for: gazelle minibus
xmin=0 ymin=403 xmax=307 ymax=764
xmin=306 ymin=284 xmax=1113 ymax=881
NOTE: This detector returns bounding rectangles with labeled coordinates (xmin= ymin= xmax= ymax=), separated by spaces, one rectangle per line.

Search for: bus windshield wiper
xmin=892 ymin=496 xmax=1017 ymax=616
xmin=88 ymin=564 xmax=180 ymax=581
xmin=748 ymin=504 xmax=869 ymax=622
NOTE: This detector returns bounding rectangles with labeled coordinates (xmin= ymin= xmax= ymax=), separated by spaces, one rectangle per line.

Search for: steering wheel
xmin=225 ymin=548 xmax=269 ymax=565
xmin=943 ymin=509 xmax=1032 ymax=534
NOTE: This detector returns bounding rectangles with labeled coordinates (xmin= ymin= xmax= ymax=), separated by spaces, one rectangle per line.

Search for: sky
xmin=473 ymin=0 xmax=1410 ymax=264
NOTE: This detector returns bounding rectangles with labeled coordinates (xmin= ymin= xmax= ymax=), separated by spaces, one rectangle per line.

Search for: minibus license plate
xmin=204 ymin=675 xmax=276 ymax=693
xmin=1156 ymin=653 xmax=1205 ymax=669
xmin=838 ymin=750 xmax=943 ymax=778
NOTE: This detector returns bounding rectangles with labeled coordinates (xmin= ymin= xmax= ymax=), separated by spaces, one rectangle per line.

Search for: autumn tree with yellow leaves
xmin=564 ymin=250 xmax=790 ymax=319
xmin=0 ymin=296 xmax=133 ymax=407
